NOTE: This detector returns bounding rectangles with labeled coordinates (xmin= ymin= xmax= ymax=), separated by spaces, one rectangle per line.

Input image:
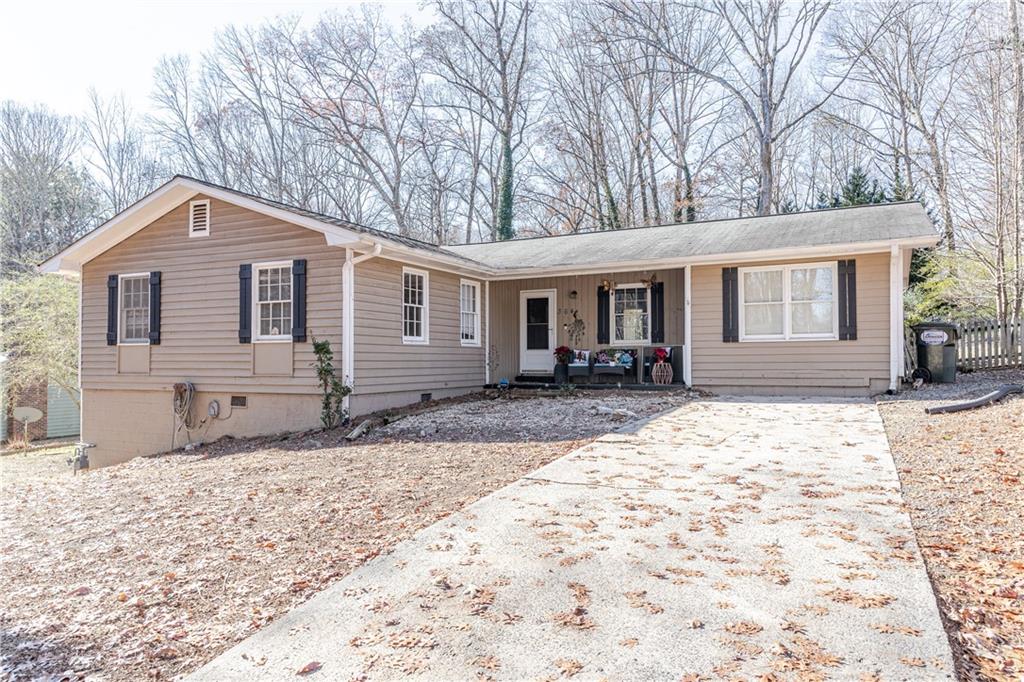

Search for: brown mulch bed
xmin=877 ymin=370 xmax=1024 ymax=680
xmin=0 ymin=390 xmax=688 ymax=681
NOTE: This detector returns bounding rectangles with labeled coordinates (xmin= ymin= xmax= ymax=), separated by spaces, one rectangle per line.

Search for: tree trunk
xmin=756 ymin=135 xmax=773 ymax=216
xmin=497 ymin=130 xmax=514 ymax=241
xmin=636 ymin=142 xmax=649 ymax=225
xmin=465 ymin=160 xmax=479 ymax=243
xmin=683 ymin=161 xmax=696 ymax=222
xmin=673 ymin=168 xmax=683 ymax=223
xmin=1010 ymin=0 xmax=1024 ymax=319
xmin=646 ymin=129 xmax=660 ymax=223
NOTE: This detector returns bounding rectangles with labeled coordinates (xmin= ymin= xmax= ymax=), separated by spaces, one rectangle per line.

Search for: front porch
xmin=486 ymin=267 xmax=690 ymax=387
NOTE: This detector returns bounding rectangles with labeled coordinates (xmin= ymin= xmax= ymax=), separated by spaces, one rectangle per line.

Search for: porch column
xmin=889 ymin=245 xmax=905 ymax=392
xmin=683 ymin=265 xmax=693 ymax=386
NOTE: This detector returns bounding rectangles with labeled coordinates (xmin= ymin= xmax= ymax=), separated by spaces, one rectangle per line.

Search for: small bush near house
xmin=311 ymin=337 xmax=351 ymax=429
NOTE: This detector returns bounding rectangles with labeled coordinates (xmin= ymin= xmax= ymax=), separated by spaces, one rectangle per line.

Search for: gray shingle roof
xmin=443 ymin=202 xmax=936 ymax=270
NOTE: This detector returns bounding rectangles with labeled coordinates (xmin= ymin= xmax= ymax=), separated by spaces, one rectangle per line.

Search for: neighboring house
xmin=40 ymin=176 xmax=938 ymax=467
xmin=0 ymin=374 xmax=81 ymax=444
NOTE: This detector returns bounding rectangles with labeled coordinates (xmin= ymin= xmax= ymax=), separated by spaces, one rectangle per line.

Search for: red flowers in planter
xmin=554 ymin=345 xmax=572 ymax=364
xmin=653 ymin=347 xmax=669 ymax=363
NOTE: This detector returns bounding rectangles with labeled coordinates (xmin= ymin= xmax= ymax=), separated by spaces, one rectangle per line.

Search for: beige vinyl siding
xmin=488 ymin=268 xmax=685 ymax=381
xmin=353 ymin=257 xmax=485 ymax=394
xmin=691 ymin=252 xmax=891 ymax=395
xmin=81 ymin=196 xmax=343 ymax=394
xmin=79 ymin=197 xmax=492 ymax=467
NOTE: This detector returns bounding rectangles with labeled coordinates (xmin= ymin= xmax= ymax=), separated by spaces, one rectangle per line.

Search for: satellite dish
xmin=13 ymin=406 xmax=43 ymax=424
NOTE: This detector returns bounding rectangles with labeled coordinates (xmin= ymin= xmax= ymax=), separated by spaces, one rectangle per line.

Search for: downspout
xmin=889 ymin=245 xmax=905 ymax=392
xmin=484 ymin=280 xmax=491 ymax=385
xmin=342 ymin=243 xmax=382 ymax=416
xmin=683 ymin=265 xmax=692 ymax=386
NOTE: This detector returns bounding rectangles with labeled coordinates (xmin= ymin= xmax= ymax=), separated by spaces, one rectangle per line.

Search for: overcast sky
xmin=0 ymin=0 xmax=424 ymax=117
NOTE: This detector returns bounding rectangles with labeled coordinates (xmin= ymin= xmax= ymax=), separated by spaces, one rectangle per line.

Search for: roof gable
xmin=39 ymin=176 xmax=490 ymax=275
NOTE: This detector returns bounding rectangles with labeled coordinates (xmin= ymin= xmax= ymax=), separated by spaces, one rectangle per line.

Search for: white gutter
xmin=342 ymin=243 xmax=383 ymax=416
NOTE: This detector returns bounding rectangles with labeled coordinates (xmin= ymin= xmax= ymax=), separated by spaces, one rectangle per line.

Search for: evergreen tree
xmin=839 ymin=166 xmax=887 ymax=205
xmin=890 ymin=166 xmax=912 ymax=201
xmin=818 ymin=166 xmax=890 ymax=209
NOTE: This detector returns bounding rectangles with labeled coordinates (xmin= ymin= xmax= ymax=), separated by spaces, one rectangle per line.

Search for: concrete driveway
xmin=194 ymin=398 xmax=954 ymax=680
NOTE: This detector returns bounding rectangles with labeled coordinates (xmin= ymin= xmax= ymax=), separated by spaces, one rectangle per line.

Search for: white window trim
xmin=611 ymin=282 xmax=651 ymax=344
xmin=252 ymin=260 xmax=293 ymax=343
xmin=738 ymin=261 xmax=839 ymax=342
xmin=459 ymin=279 xmax=481 ymax=347
xmin=118 ymin=272 xmax=151 ymax=346
xmin=188 ymin=199 xmax=211 ymax=238
xmin=402 ymin=267 xmax=429 ymax=345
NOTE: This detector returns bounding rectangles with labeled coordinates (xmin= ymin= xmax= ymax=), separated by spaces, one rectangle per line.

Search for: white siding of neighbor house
xmin=46 ymin=384 xmax=80 ymax=438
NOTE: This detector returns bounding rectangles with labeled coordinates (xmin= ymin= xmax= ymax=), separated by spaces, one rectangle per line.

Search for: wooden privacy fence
xmin=955 ymin=319 xmax=1024 ymax=370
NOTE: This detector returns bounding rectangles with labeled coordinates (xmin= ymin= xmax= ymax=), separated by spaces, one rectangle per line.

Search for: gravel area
xmin=0 ymin=390 xmax=688 ymax=681
xmin=877 ymin=370 xmax=1024 ymax=680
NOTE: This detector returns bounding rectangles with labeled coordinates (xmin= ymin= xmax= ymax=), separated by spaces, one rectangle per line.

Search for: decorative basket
xmin=652 ymin=361 xmax=673 ymax=385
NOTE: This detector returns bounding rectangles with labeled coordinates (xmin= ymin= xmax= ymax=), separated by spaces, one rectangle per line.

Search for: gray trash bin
xmin=912 ymin=322 xmax=958 ymax=383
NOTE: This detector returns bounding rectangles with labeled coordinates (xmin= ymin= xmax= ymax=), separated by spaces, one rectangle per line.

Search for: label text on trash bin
xmin=920 ymin=330 xmax=948 ymax=345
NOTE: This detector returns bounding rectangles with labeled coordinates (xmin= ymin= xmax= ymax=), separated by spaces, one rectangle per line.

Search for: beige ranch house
xmin=41 ymin=176 xmax=938 ymax=468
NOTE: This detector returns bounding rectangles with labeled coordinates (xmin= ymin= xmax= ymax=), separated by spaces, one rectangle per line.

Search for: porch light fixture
xmin=569 ymin=290 xmax=578 ymax=299
xmin=601 ymin=279 xmax=616 ymax=291
xmin=641 ymin=273 xmax=659 ymax=288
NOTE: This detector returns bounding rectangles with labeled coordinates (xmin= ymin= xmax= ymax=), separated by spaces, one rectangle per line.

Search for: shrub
xmin=311 ymin=337 xmax=352 ymax=429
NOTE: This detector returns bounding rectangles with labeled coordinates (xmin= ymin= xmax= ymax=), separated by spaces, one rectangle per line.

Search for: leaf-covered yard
xmin=0 ymin=391 xmax=686 ymax=681
xmin=878 ymin=370 xmax=1024 ymax=680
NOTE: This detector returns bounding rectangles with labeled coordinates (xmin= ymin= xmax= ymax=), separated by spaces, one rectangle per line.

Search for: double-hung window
xmin=402 ymin=268 xmax=428 ymax=344
xmin=613 ymin=285 xmax=650 ymax=343
xmin=739 ymin=262 xmax=838 ymax=341
xmin=119 ymin=274 xmax=150 ymax=343
xmin=460 ymin=280 xmax=481 ymax=346
xmin=254 ymin=262 xmax=292 ymax=341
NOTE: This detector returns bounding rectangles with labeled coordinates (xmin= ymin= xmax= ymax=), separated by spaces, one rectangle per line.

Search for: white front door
xmin=520 ymin=289 xmax=557 ymax=373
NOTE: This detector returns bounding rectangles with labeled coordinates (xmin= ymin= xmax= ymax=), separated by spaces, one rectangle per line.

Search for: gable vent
xmin=189 ymin=200 xmax=210 ymax=237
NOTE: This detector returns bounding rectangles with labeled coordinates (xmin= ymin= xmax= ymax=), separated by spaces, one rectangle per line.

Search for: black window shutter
xmin=650 ymin=281 xmax=665 ymax=343
xmin=106 ymin=275 xmax=118 ymax=345
xmin=597 ymin=286 xmax=610 ymax=344
xmin=722 ymin=267 xmax=739 ymax=342
xmin=148 ymin=271 xmax=162 ymax=345
xmin=838 ymin=259 xmax=858 ymax=340
xmin=292 ymin=259 xmax=307 ymax=342
xmin=239 ymin=264 xmax=252 ymax=343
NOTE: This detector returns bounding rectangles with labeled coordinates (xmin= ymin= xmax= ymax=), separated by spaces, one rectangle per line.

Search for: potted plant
xmin=553 ymin=345 xmax=571 ymax=384
xmin=651 ymin=347 xmax=673 ymax=385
